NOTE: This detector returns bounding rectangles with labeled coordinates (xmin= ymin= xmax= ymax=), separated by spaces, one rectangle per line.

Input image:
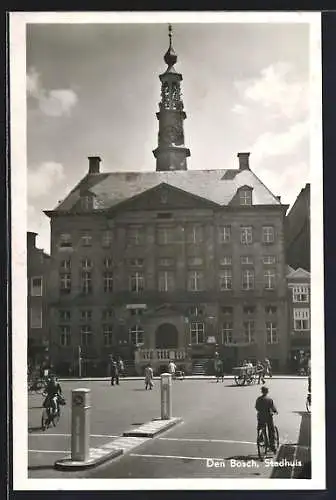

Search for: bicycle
xmin=257 ymin=416 xmax=279 ymax=460
xmin=41 ymin=394 xmax=65 ymax=431
xmin=306 ymin=392 xmax=311 ymax=413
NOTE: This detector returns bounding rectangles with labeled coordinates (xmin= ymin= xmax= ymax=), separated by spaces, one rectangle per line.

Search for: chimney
xmin=276 ymin=196 xmax=281 ymax=202
xmin=27 ymin=232 xmax=37 ymax=249
xmin=237 ymin=152 xmax=250 ymax=170
xmin=88 ymin=156 xmax=101 ymax=174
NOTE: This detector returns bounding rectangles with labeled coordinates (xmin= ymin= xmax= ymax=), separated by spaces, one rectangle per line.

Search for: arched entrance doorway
xmin=155 ymin=323 xmax=179 ymax=349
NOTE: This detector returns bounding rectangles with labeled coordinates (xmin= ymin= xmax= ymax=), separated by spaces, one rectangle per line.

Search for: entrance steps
xmin=192 ymin=359 xmax=210 ymax=375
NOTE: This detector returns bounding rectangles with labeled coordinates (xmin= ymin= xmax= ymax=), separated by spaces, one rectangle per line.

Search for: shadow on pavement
xmin=28 ymin=465 xmax=55 ymax=472
xmin=133 ymin=389 xmax=148 ymax=392
xmin=28 ymin=426 xmax=43 ymax=433
xmin=29 ymin=405 xmax=43 ymax=409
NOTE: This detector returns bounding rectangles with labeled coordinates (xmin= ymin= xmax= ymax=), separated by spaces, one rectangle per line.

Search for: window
xmin=30 ymin=307 xmax=42 ymax=328
xmin=221 ymin=306 xmax=233 ymax=315
xmin=102 ymin=230 xmax=113 ymax=248
xmin=157 ymin=227 xmax=174 ymax=245
xmin=242 ymin=269 xmax=255 ymax=290
xmin=218 ymin=225 xmax=231 ymax=244
xmin=103 ymin=325 xmax=114 ymax=347
xmin=31 ymin=276 xmax=43 ymax=296
xmin=80 ymin=310 xmax=92 ymax=322
xmin=243 ymin=306 xmax=255 ymax=315
xmin=219 ymin=256 xmax=232 ymax=266
xmin=265 ymin=305 xmax=277 ymax=315
xmin=103 ymin=272 xmax=114 ymax=293
xmin=81 ymin=272 xmax=92 ymax=294
xmin=59 ymin=233 xmax=72 ymax=248
xmin=188 ymin=305 xmax=204 ymax=316
xmin=263 ymin=255 xmax=276 ymax=265
xmin=130 ymin=258 xmax=144 ymax=267
xmin=262 ymin=226 xmax=275 ymax=244
xmin=128 ymin=226 xmax=144 ymax=246
xmin=81 ymin=231 xmax=92 ymax=247
xmin=102 ymin=309 xmax=114 ymax=321
xmin=130 ymin=272 xmax=145 ymax=292
xmin=60 ymin=326 xmax=71 ymax=347
xmin=81 ymin=195 xmax=94 ymax=211
xmin=186 ymin=225 xmax=203 ymax=244
xmin=80 ymin=325 xmax=93 ymax=346
xmin=158 ymin=257 xmax=174 ymax=267
xmin=219 ymin=269 xmax=232 ymax=290
xmin=266 ymin=322 xmax=278 ymax=344
xmin=292 ymin=286 xmax=309 ymax=303
xmin=244 ymin=320 xmax=255 ymax=343
xmin=104 ymin=257 xmax=113 ymax=269
xmin=81 ymin=258 xmax=92 ymax=270
xmin=129 ymin=324 xmax=144 ymax=345
xmin=241 ymin=256 xmax=254 ymax=265
xmin=188 ymin=257 xmax=204 ymax=267
xmin=293 ymin=309 xmax=310 ymax=330
xmin=221 ymin=322 xmax=233 ymax=344
xmin=60 ymin=273 xmax=71 ymax=294
xmin=187 ymin=271 xmax=204 ymax=291
xmin=59 ymin=310 xmax=71 ymax=322
xmin=158 ymin=271 xmax=175 ymax=292
xmin=264 ymin=269 xmax=276 ymax=290
xmin=60 ymin=259 xmax=71 ymax=270
xmin=190 ymin=321 xmax=205 ymax=344
xmin=130 ymin=308 xmax=144 ymax=316
xmin=239 ymin=189 xmax=252 ymax=206
xmin=240 ymin=226 xmax=253 ymax=245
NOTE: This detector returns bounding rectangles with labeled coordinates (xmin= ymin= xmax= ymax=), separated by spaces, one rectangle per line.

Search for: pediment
xmin=286 ymin=267 xmax=310 ymax=279
xmin=110 ymin=182 xmax=219 ymax=212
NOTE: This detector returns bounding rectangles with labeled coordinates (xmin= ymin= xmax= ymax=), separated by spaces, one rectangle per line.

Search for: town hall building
xmin=44 ymin=26 xmax=291 ymax=375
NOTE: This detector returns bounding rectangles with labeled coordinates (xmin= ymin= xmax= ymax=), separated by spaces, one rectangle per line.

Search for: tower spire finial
xmin=164 ymin=23 xmax=177 ymax=68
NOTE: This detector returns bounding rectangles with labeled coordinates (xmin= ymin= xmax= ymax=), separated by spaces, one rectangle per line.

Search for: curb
xmin=58 ymin=375 xmax=307 ymax=382
xmin=54 ymin=447 xmax=123 ymax=471
xmin=123 ymin=417 xmax=183 ymax=438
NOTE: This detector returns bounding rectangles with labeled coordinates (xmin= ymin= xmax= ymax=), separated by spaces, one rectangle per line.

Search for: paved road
xmin=28 ymin=378 xmax=309 ymax=479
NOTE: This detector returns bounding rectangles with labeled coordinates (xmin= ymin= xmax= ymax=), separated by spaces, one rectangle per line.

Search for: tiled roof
xmin=54 ymin=168 xmax=282 ymax=212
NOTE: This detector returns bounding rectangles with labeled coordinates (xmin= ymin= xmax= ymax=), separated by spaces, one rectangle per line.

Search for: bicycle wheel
xmin=257 ymin=428 xmax=268 ymax=460
xmin=234 ymin=375 xmax=246 ymax=386
xmin=306 ymin=394 xmax=311 ymax=413
xmin=41 ymin=408 xmax=49 ymax=431
xmin=274 ymin=426 xmax=280 ymax=450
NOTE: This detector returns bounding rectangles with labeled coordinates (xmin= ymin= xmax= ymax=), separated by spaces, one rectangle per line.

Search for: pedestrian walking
xmin=117 ymin=356 xmax=125 ymax=377
xmin=256 ymin=360 xmax=265 ymax=385
xmin=264 ymin=357 xmax=272 ymax=378
xmin=110 ymin=360 xmax=119 ymax=386
xmin=168 ymin=360 xmax=176 ymax=378
xmin=214 ymin=354 xmax=224 ymax=383
xmin=144 ymin=364 xmax=154 ymax=390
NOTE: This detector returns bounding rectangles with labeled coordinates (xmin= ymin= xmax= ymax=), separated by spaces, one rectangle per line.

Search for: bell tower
xmin=153 ymin=25 xmax=191 ymax=171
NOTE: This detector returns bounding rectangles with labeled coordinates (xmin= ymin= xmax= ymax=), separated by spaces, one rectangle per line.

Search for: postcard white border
xmin=10 ymin=10 xmax=324 ymax=491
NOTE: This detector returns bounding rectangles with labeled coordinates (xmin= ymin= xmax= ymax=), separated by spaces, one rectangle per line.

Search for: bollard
xmin=71 ymin=388 xmax=91 ymax=462
xmin=161 ymin=373 xmax=172 ymax=420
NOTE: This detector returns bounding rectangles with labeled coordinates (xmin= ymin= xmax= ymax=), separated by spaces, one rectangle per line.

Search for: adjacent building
xmin=286 ymin=183 xmax=310 ymax=272
xmin=286 ymin=266 xmax=311 ymax=372
xmin=27 ymin=232 xmax=50 ymax=369
xmin=43 ymin=27 xmax=291 ymax=375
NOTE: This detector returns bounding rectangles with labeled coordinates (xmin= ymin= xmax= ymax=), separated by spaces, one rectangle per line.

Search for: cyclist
xmin=255 ymin=386 xmax=278 ymax=453
xmin=43 ymin=375 xmax=63 ymax=417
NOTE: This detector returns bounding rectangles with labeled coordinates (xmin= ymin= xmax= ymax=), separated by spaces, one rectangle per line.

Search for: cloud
xmin=231 ymin=103 xmax=248 ymax=115
xmin=28 ymin=161 xmax=65 ymax=199
xmin=251 ymin=120 xmax=309 ymax=163
xmin=27 ymin=66 xmax=78 ymax=117
xmin=234 ymin=62 xmax=309 ymax=121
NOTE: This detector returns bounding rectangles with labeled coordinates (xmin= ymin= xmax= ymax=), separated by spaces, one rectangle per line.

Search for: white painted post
xmin=71 ymin=388 xmax=91 ymax=462
xmin=161 ymin=373 xmax=172 ymax=420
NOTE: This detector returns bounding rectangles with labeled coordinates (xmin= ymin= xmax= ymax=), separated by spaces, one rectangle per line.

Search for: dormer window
xmin=239 ymin=189 xmax=252 ymax=206
xmin=81 ymin=194 xmax=94 ymax=211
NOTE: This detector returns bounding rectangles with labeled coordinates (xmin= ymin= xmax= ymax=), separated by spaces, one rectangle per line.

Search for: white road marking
xmin=29 ymin=433 xmax=118 ymax=438
xmin=158 ymin=437 xmax=256 ymax=445
xmin=130 ymin=453 xmax=231 ymax=462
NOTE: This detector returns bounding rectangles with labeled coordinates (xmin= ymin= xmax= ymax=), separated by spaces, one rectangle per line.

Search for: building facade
xmin=27 ymin=232 xmax=50 ymax=369
xmin=286 ymin=183 xmax=310 ymax=272
xmin=44 ymin=27 xmax=290 ymax=375
xmin=286 ymin=266 xmax=311 ymax=373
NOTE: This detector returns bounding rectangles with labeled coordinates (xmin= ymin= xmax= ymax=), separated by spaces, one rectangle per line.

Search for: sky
xmin=26 ymin=20 xmax=311 ymax=253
